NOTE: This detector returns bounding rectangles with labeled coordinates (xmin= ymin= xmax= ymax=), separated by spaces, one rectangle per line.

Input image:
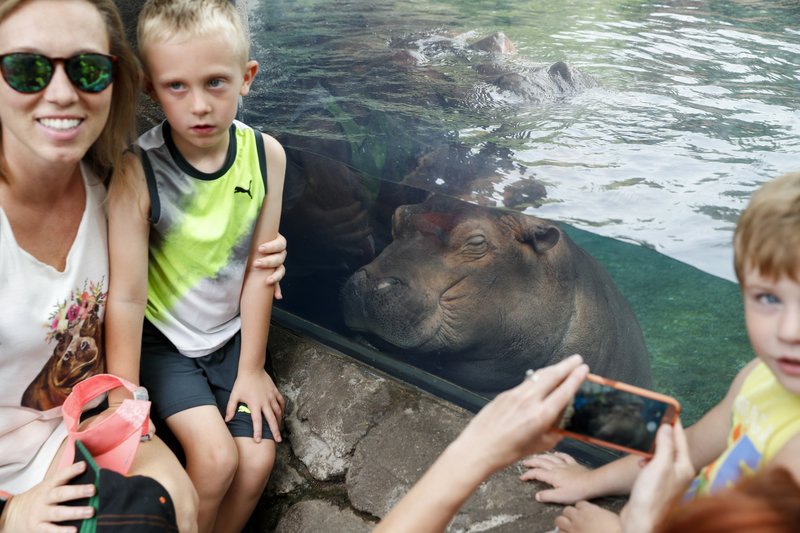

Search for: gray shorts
xmin=140 ymin=320 xmax=274 ymax=440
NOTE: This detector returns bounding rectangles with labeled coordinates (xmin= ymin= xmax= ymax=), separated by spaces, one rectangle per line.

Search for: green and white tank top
xmin=138 ymin=120 xmax=267 ymax=357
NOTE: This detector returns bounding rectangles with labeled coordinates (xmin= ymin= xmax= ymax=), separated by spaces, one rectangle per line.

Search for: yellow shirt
xmin=686 ymin=361 xmax=800 ymax=498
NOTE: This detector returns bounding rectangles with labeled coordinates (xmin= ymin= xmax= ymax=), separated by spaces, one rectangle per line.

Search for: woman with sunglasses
xmin=0 ymin=1 xmax=249 ymax=531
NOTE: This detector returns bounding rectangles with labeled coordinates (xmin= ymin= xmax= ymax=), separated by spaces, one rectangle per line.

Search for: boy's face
xmin=143 ymin=33 xmax=256 ymax=159
xmin=743 ymin=267 xmax=800 ymax=395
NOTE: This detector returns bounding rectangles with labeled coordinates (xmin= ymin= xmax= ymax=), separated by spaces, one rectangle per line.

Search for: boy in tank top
xmin=106 ymin=2 xmax=285 ymax=531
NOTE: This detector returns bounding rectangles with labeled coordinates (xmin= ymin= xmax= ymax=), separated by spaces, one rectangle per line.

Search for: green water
xmin=564 ymin=226 xmax=751 ymax=424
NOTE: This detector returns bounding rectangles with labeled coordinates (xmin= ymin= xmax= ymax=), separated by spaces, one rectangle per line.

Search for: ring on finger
xmin=525 ymin=368 xmax=539 ymax=383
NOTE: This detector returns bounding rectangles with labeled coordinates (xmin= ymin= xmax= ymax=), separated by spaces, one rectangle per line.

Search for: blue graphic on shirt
xmin=710 ymin=434 xmax=760 ymax=493
xmin=685 ymin=434 xmax=761 ymax=499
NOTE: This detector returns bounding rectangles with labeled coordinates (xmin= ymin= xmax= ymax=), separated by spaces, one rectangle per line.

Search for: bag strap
xmin=61 ymin=374 xmax=140 ymax=434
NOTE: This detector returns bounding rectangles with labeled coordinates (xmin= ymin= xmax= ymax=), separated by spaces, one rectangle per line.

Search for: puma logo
xmin=234 ymin=180 xmax=253 ymax=199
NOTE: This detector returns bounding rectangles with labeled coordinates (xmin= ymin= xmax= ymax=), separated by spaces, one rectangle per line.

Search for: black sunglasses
xmin=0 ymin=52 xmax=115 ymax=94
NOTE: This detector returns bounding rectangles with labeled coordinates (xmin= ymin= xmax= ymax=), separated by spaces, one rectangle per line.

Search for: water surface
xmin=248 ymin=0 xmax=800 ymax=280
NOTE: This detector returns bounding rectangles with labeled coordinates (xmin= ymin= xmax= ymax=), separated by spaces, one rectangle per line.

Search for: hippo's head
xmin=341 ymin=196 xmax=570 ymax=360
xmin=341 ymin=195 xmax=651 ymax=393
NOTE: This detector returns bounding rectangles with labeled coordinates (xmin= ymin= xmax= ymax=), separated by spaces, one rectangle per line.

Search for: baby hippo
xmin=341 ymin=195 xmax=651 ymax=395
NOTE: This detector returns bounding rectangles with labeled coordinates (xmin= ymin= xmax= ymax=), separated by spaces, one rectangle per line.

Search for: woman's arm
xmin=105 ymin=153 xmax=151 ymax=394
xmin=375 ymin=355 xmax=589 ymax=533
xmin=620 ymin=421 xmax=695 ymax=533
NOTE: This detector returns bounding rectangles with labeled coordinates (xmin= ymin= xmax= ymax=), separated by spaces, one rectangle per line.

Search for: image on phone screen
xmin=558 ymin=379 xmax=674 ymax=454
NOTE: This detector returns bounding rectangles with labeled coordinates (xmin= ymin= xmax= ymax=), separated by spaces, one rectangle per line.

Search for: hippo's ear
xmin=520 ymin=219 xmax=561 ymax=253
xmin=391 ymin=204 xmax=415 ymax=238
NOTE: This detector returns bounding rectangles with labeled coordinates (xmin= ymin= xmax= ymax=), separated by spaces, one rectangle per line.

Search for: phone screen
xmin=557 ymin=377 xmax=677 ymax=455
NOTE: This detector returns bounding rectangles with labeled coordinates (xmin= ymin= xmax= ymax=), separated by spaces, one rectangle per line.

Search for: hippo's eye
xmin=461 ymin=234 xmax=488 ymax=259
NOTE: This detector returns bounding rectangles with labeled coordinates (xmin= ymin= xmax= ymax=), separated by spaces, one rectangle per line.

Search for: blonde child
xmin=522 ymin=171 xmax=800 ymax=532
xmin=105 ymin=1 xmax=285 ymax=531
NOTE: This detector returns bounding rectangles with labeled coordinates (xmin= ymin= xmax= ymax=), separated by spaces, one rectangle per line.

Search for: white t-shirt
xmin=0 ymin=163 xmax=108 ymax=493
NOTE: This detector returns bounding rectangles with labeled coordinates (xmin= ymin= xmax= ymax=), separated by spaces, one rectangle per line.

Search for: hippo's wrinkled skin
xmin=341 ymin=196 xmax=651 ymax=394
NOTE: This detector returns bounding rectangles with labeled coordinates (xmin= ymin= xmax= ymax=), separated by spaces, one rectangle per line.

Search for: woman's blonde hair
xmin=137 ymin=0 xmax=250 ymax=74
xmin=0 ymin=0 xmax=141 ymax=182
xmin=733 ymin=172 xmax=800 ymax=285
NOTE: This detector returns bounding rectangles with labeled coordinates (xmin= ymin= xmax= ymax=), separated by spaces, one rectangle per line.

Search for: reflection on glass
xmin=244 ymin=0 xmax=792 ymax=427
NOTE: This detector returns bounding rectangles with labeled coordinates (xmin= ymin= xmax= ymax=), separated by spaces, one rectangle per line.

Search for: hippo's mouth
xmin=357 ymin=332 xmax=451 ymax=368
xmin=362 ymin=274 xmax=469 ymax=353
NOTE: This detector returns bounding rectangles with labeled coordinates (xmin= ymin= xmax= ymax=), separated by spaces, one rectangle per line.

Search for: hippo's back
xmin=563 ymin=236 xmax=652 ymax=387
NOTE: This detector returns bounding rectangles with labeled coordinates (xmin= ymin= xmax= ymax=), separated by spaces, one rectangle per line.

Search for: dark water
xmin=243 ymin=0 xmax=798 ymax=423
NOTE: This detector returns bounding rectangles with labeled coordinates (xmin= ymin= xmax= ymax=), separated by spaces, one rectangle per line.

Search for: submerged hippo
xmin=341 ymin=196 xmax=651 ymax=394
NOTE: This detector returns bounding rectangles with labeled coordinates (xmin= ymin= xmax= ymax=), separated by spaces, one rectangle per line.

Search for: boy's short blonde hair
xmin=137 ymin=0 xmax=249 ymax=71
xmin=734 ymin=172 xmax=800 ymax=285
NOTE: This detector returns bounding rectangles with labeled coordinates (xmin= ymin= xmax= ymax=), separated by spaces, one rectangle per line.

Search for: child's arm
xmin=105 ymin=153 xmax=151 ymax=401
xmin=225 ymin=133 xmax=286 ymax=443
xmin=523 ymin=359 xmax=759 ymax=503
xmin=770 ymin=434 xmax=800 ymax=486
xmin=682 ymin=358 xmax=759 ymax=470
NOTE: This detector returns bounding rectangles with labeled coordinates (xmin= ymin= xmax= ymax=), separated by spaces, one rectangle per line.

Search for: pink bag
xmin=60 ymin=374 xmax=150 ymax=475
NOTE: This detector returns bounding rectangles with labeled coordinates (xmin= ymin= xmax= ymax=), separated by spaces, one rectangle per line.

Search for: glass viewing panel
xmin=242 ymin=0 xmax=799 ymax=462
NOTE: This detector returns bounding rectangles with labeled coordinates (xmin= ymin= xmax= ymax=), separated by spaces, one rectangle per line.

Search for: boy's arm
xmin=769 ymin=434 xmax=800 ymax=485
xmin=105 ymin=152 xmax=151 ymax=397
xmin=683 ymin=358 xmax=759 ymax=470
xmin=226 ymin=133 xmax=286 ymax=442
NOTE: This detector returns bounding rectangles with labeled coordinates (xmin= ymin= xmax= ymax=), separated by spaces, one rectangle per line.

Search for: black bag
xmin=61 ymin=441 xmax=178 ymax=532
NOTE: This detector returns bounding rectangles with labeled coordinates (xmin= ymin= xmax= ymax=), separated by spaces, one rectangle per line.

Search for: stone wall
xmin=250 ymin=326 xmax=625 ymax=532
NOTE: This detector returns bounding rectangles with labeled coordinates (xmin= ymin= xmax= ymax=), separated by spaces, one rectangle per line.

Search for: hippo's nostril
xmin=375 ymin=277 xmax=402 ymax=293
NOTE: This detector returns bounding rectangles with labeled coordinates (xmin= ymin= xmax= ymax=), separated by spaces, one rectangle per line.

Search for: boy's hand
xmin=520 ymin=451 xmax=594 ymax=504
xmin=555 ymin=501 xmax=623 ymax=533
xmin=226 ymin=368 xmax=285 ymax=443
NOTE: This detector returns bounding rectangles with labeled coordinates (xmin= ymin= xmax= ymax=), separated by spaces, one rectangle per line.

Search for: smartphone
xmin=554 ymin=374 xmax=681 ymax=457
